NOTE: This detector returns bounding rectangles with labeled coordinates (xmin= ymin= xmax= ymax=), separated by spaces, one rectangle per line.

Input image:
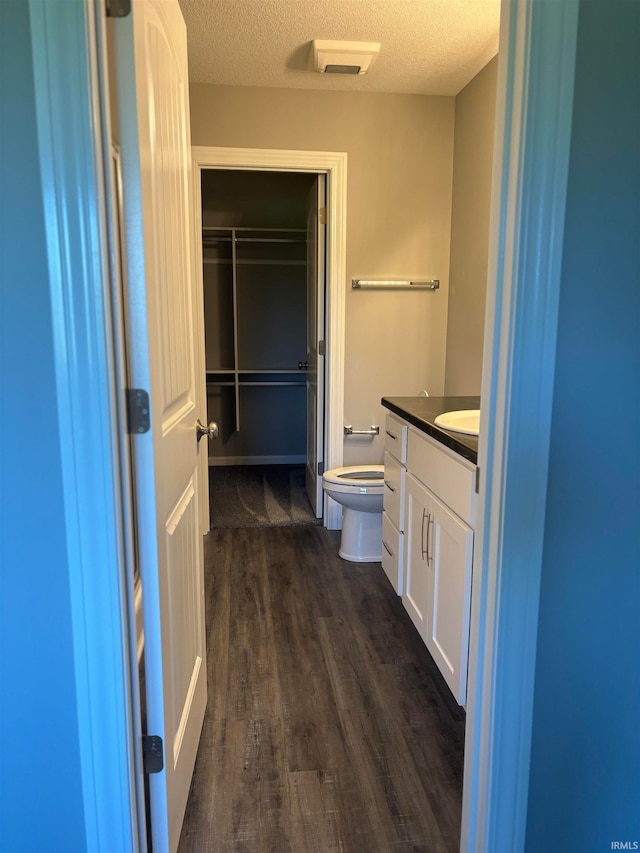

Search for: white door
xmin=305 ymin=175 xmax=326 ymax=516
xmin=113 ymin=1 xmax=208 ymax=851
xmin=404 ymin=473 xmax=473 ymax=705
xmin=402 ymin=473 xmax=431 ymax=638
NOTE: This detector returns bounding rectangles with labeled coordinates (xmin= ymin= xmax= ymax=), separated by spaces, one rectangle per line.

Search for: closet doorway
xmin=192 ymin=147 xmax=347 ymax=530
xmin=199 ymin=168 xmax=326 ymax=518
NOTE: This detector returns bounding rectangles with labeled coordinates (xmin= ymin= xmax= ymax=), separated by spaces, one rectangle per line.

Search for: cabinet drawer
xmin=407 ymin=428 xmax=476 ymax=525
xmin=384 ymin=413 xmax=408 ymax=464
xmin=383 ymin=451 xmax=405 ymax=531
xmin=382 ymin=512 xmax=404 ymax=595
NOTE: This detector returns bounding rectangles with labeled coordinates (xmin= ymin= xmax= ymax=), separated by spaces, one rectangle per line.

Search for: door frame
xmin=28 ymin=0 xmax=144 ymax=848
xmin=26 ymin=0 xmax=580 ymax=848
xmin=191 ymin=146 xmax=347 ymax=530
xmin=461 ymin=1 xmax=579 ymax=850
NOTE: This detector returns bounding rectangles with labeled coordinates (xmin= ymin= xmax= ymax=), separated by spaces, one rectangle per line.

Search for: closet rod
xmin=202 ymin=235 xmax=304 ymax=241
xmin=238 ymin=259 xmax=305 ymax=266
xmin=202 ymin=259 xmax=305 ymax=266
xmin=239 ymin=381 xmax=306 ymax=387
xmin=235 ymin=237 xmax=305 ymax=244
xmin=206 ymin=380 xmax=305 ymax=387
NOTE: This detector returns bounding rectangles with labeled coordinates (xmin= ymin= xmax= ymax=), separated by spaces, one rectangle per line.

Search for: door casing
xmin=192 ymin=146 xmax=347 ymax=530
xmin=461 ymin=2 xmax=579 ymax=850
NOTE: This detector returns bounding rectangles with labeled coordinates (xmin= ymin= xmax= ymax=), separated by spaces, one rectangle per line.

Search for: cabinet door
xmin=402 ymin=474 xmax=432 ymax=639
xmin=426 ymin=492 xmax=474 ymax=705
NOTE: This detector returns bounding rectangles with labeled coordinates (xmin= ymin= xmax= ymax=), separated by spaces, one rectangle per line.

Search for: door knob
xmin=298 ymin=360 xmax=308 ymax=370
xmin=196 ymin=419 xmax=219 ymax=442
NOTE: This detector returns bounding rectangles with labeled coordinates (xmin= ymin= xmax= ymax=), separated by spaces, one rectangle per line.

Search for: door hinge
xmin=126 ymin=388 xmax=150 ymax=434
xmin=142 ymin=735 xmax=164 ymax=774
xmin=319 ymin=206 xmax=327 ymax=225
xmin=318 ymin=340 xmax=326 ymax=357
xmin=475 ymin=466 xmax=480 ymax=494
xmin=105 ymin=0 xmax=131 ymax=17
xmin=317 ymin=462 xmax=324 ymax=476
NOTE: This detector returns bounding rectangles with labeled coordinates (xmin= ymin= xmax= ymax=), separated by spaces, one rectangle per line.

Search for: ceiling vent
xmin=311 ymin=40 xmax=381 ymax=75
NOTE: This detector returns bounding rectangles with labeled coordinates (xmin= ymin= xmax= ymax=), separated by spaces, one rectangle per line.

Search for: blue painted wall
xmin=526 ymin=2 xmax=640 ymax=851
xmin=0 ymin=2 xmax=87 ymax=850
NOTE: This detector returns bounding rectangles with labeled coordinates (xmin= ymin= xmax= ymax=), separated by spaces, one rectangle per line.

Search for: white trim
xmin=461 ymin=1 xmax=579 ymax=850
xmin=28 ymin=0 xmax=142 ymax=849
xmin=191 ymin=146 xmax=347 ymax=529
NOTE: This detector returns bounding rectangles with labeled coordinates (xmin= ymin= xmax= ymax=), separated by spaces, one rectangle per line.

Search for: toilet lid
xmin=322 ymin=464 xmax=385 ymax=487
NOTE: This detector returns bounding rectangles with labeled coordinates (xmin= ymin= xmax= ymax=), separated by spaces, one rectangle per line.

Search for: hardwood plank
xmin=179 ymin=718 xmax=246 ymax=852
xmin=294 ymin=527 xmax=354 ymax=619
xmin=228 ymin=717 xmax=292 ymax=853
xmin=266 ymin=528 xmax=350 ymax=773
xmin=289 ymin=770 xmax=343 ymax=852
xmin=315 ymin=616 xmax=453 ymax=852
xmin=200 ymin=531 xmax=232 ymax=743
xmin=224 ymin=529 xmax=279 ymax=722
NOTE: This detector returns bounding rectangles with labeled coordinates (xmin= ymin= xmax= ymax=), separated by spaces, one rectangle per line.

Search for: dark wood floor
xmin=178 ymin=525 xmax=465 ymax=853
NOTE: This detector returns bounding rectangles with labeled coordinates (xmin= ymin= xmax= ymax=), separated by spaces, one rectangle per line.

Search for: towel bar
xmin=352 ymin=279 xmax=440 ymax=290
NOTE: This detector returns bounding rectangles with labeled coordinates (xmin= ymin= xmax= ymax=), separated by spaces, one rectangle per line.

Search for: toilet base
xmin=339 ymin=507 xmax=383 ymax=562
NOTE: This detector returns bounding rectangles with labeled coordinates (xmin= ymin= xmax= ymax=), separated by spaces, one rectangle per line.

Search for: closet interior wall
xmin=202 ymin=169 xmax=317 ymax=465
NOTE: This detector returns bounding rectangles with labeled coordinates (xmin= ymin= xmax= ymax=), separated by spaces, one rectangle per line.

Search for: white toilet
xmin=322 ymin=464 xmax=385 ymax=562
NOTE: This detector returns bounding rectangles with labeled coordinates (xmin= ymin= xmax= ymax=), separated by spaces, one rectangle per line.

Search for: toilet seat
xmin=322 ymin=464 xmax=384 ymax=493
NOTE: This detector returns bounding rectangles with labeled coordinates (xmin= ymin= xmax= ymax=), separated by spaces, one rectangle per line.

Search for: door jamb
xmin=28 ymin=0 xmax=144 ymax=848
xmin=191 ymin=146 xmax=347 ymax=530
xmin=461 ymin=1 xmax=579 ymax=850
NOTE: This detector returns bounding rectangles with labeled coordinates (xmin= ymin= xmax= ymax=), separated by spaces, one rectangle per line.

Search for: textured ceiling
xmin=178 ymin=0 xmax=501 ymax=96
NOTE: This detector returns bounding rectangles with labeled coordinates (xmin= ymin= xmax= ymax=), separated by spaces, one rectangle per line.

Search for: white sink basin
xmin=434 ymin=409 xmax=480 ymax=436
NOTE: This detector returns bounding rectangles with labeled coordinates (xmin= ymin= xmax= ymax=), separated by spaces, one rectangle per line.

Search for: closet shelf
xmin=202 ymin=226 xmax=305 ymax=232
xmin=206 ymin=369 xmax=307 ymax=388
xmin=202 ymin=240 xmax=305 ymax=247
xmin=203 ymin=258 xmax=305 ymax=266
xmin=202 ymin=226 xmax=305 ymax=245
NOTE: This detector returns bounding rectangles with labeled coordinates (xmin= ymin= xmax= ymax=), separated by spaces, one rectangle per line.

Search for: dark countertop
xmin=381 ymin=396 xmax=480 ymax=465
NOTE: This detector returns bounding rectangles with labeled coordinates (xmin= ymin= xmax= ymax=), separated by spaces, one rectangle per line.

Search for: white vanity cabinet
xmin=381 ymin=413 xmax=407 ymax=594
xmin=401 ymin=425 xmax=477 ymax=705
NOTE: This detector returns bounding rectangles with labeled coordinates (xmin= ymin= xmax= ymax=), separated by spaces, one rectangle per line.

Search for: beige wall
xmin=444 ymin=57 xmax=498 ymax=395
xmin=190 ymin=84 xmax=455 ymax=464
